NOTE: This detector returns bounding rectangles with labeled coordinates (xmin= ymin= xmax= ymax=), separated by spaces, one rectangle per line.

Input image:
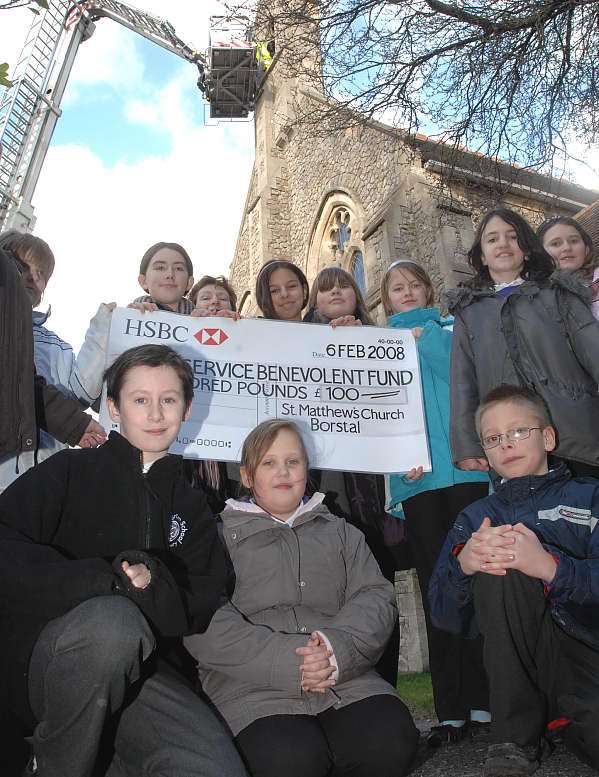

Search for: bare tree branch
xmin=235 ymin=0 xmax=599 ymax=173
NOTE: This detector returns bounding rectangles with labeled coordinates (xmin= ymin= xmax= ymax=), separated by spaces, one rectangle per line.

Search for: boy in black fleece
xmin=0 ymin=345 xmax=247 ymax=777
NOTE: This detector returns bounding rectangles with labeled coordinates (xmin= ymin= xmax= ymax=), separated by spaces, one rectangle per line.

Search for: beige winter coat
xmin=184 ymin=494 xmax=399 ymax=735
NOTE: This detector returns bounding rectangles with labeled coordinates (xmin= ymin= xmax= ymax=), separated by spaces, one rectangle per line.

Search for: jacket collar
xmin=493 ymin=463 xmax=571 ymax=504
xmin=32 ymin=306 xmax=51 ymax=326
xmin=222 ymin=493 xmax=332 ymax=539
xmin=388 ymin=306 xmax=448 ymax=329
xmin=105 ymin=430 xmax=181 ymax=480
xmin=443 ymin=279 xmax=547 ymax=312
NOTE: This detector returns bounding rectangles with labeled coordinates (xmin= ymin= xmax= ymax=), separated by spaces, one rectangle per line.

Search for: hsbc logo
xmin=194 ymin=327 xmax=229 ymax=346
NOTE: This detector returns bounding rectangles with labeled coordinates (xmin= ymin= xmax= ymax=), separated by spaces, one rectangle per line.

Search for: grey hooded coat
xmin=444 ymin=272 xmax=599 ymax=466
xmin=184 ymin=496 xmax=399 ymax=736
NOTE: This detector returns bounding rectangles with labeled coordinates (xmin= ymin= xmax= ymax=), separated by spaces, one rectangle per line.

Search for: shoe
xmin=22 ymin=756 xmax=37 ymax=776
xmin=483 ymin=742 xmax=539 ymax=777
xmin=426 ymin=723 xmax=468 ymax=747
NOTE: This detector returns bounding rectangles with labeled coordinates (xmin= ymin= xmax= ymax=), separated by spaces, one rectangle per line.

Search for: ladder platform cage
xmin=206 ymin=15 xmax=257 ymax=120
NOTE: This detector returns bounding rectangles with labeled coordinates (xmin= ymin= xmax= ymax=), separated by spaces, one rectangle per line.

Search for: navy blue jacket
xmin=429 ymin=465 xmax=599 ymax=650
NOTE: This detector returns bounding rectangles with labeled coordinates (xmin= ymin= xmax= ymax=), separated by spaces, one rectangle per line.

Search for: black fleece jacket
xmin=0 ymin=431 xmax=227 ymax=726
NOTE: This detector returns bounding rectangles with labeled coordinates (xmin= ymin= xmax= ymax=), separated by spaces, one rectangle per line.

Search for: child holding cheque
xmin=381 ymin=260 xmax=490 ymax=747
xmin=255 ymin=259 xmax=310 ymax=321
xmin=0 ymin=345 xmax=246 ymax=777
xmin=185 ymin=419 xmax=419 ymax=777
xmin=429 ymin=384 xmax=599 ymax=777
xmin=130 ymin=241 xmax=195 ymax=314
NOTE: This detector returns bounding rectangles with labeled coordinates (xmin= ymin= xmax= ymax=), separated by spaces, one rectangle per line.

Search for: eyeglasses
xmin=480 ymin=427 xmax=543 ymax=450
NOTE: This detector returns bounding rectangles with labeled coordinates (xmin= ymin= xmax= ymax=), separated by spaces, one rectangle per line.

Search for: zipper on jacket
xmin=143 ymin=487 xmax=152 ymax=549
xmin=138 ymin=450 xmax=153 ymax=550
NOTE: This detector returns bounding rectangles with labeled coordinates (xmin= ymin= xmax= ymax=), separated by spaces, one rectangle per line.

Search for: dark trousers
xmin=235 ymin=694 xmax=419 ymax=777
xmin=473 ymin=570 xmax=599 ymax=769
xmin=28 ymin=596 xmax=247 ymax=777
xmin=403 ymin=482 xmax=489 ymax=722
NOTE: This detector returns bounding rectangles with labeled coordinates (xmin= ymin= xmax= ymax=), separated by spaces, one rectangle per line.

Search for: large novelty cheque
xmin=100 ymin=308 xmax=431 ymax=474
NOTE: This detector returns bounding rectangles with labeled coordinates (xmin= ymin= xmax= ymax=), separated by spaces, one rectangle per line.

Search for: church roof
xmin=404 ymin=132 xmax=599 ymax=212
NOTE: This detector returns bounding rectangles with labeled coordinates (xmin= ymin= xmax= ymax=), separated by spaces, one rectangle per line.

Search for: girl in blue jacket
xmin=382 ymin=260 xmax=490 ymax=746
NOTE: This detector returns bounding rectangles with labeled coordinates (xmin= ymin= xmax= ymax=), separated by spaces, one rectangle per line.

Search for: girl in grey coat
xmin=185 ymin=419 xmax=418 ymax=777
xmin=445 ymin=208 xmax=599 ymax=478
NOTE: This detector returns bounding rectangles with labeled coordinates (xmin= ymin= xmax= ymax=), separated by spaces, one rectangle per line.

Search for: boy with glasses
xmin=429 ymin=384 xmax=599 ymax=777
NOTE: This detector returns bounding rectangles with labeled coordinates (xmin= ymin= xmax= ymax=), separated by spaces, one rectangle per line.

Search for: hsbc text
xmin=124 ymin=318 xmax=189 ymax=343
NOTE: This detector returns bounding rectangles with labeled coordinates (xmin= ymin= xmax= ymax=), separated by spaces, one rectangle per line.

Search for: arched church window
xmin=351 ymin=251 xmax=366 ymax=295
xmin=330 ymin=209 xmax=352 ymax=254
xmin=307 ymin=192 xmax=366 ymax=282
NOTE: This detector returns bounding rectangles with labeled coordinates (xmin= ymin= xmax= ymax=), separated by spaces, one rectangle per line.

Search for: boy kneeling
xmin=0 ymin=345 xmax=246 ymax=777
xmin=430 ymin=384 xmax=599 ymax=777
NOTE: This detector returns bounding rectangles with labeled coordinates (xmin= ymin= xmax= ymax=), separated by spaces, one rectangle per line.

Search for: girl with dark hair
xmin=445 ymin=207 xmax=599 ymax=478
xmin=538 ymin=216 xmax=599 ymax=320
xmin=255 ymin=259 xmax=309 ymax=321
xmin=466 ymin=208 xmax=554 ymax=287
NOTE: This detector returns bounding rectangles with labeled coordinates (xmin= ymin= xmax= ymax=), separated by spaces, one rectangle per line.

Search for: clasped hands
xmin=295 ymin=632 xmax=337 ymax=694
xmin=458 ymin=517 xmax=557 ymax=583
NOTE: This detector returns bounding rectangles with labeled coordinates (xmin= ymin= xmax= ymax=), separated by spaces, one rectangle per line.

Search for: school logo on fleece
xmin=169 ymin=514 xmax=188 ymax=546
xmin=538 ymin=505 xmax=597 ymax=531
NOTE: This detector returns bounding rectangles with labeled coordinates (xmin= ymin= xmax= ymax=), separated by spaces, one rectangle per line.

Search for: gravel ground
xmin=409 ymin=720 xmax=596 ymax=777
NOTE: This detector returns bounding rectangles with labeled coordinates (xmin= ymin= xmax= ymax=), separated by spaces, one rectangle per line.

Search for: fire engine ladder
xmin=0 ymin=0 xmax=72 ymax=229
xmin=0 ymin=0 xmax=207 ymax=232
xmin=80 ymin=0 xmax=204 ymax=67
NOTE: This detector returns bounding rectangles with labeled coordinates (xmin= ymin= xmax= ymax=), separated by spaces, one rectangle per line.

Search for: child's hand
xmin=404 ymin=466 xmax=425 ymax=481
xmin=457 ymin=457 xmax=490 ymax=472
xmin=127 ymin=301 xmax=158 ymax=313
xmin=482 ymin=523 xmax=557 ymax=582
xmin=121 ymin=560 xmax=151 ymax=589
xmin=458 ymin=517 xmax=515 ymax=576
xmin=295 ymin=632 xmax=336 ymax=693
xmin=411 ymin=327 xmax=423 ymax=340
xmin=329 ymin=315 xmax=362 ymax=328
xmin=77 ymin=419 xmax=107 ymax=449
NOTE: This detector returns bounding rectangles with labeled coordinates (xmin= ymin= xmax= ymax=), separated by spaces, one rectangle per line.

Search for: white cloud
xmin=557 ymin=139 xmax=599 ymax=192
xmin=124 ymin=66 xmax=198 ymax=142
xmin=34 ymin=117 xmax=254 ymax=351
xmin=62 ymin=23 xmax=146 ymax=106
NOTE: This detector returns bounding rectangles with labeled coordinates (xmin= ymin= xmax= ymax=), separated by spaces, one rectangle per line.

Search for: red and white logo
xmin=194 ymin=327 xmax=229 ymax=345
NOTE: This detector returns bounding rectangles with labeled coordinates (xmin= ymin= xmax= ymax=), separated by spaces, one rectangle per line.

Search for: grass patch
xmin=397 ymin=672 xmax=435 ymax=719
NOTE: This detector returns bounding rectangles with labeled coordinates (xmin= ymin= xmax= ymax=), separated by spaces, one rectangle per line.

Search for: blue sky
xmin=53 ymin=37 xmax=182 ymax=163
xmin=0 ymin=2 xmax=255 ymax=349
